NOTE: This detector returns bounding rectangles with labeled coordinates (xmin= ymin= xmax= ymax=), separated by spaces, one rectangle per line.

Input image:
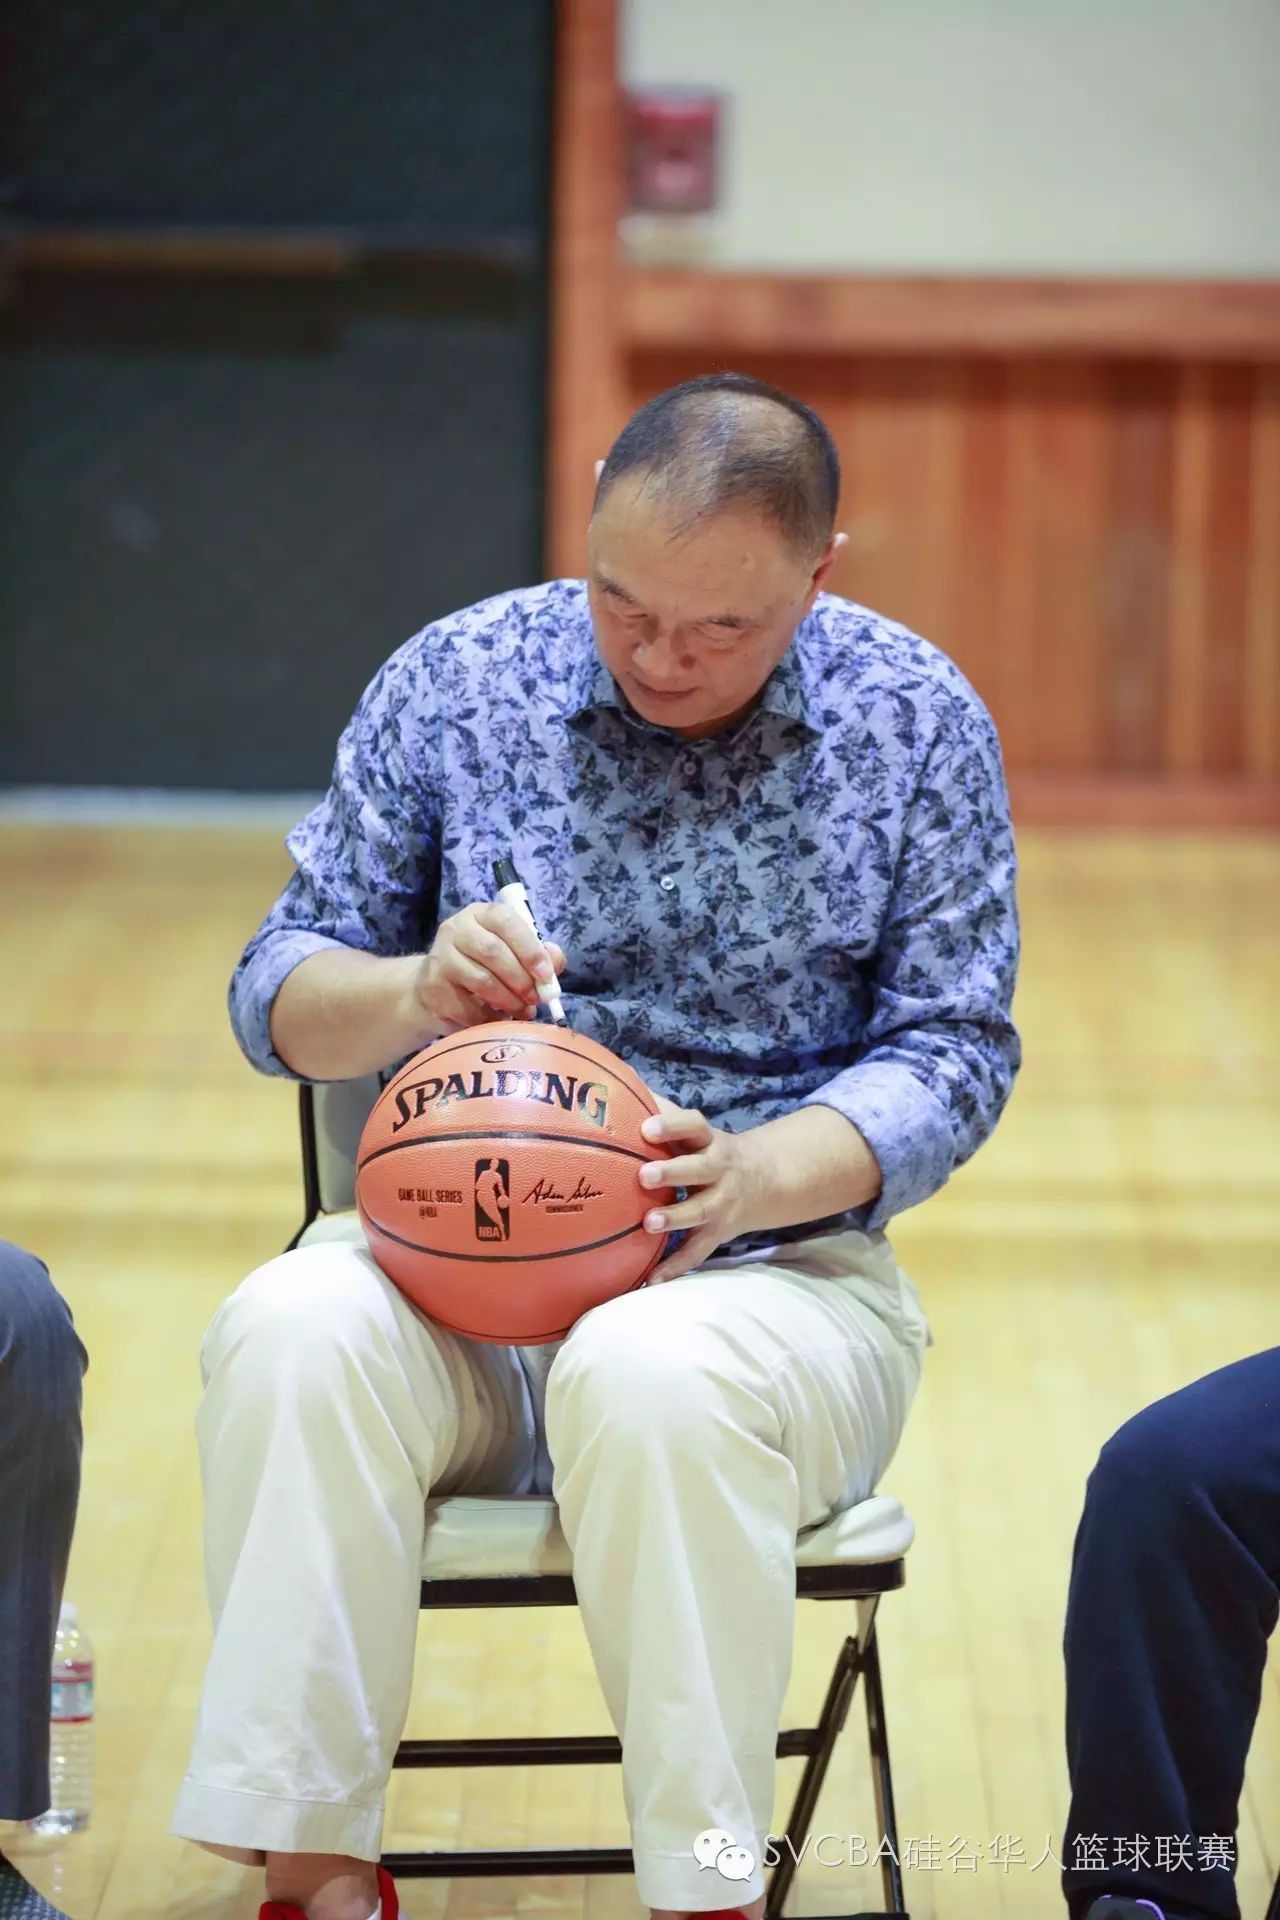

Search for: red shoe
xmin=260 ymin=1865 xmax=398 ymax=1920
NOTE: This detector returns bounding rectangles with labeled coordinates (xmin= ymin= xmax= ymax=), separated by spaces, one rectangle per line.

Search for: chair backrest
xmin=301 ymin=1073 xmax=385 ymax=1216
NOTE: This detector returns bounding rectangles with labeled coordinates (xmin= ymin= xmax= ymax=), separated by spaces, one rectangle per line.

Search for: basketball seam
xmin=356 ymin=1128 xmax=657 ymax=1175
xmin=358 ymin=1205 xmax=652 ymax=1265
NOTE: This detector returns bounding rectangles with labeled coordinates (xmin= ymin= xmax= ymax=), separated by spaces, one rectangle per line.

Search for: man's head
xmin=586 ymin=373 xmax=844 ymax=739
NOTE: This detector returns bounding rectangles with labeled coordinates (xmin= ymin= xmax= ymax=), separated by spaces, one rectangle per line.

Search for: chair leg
xmin=857 ymin=1597 xmax=905 ymax=1914
xmin=765 ymin=1632 xmax=862 ymax=1919
xmin=765 ymin=1594 xmax=906 ymax=1918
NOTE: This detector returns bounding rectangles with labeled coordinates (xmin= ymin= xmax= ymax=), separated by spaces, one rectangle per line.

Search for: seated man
xmin=171 ymin=372 xmax=1021 ymax=1920
xmin=1063 ymin=1349 xmax=1280 ymax=1920
xmin=0 ymin=1242 xmax=88 ymax=1920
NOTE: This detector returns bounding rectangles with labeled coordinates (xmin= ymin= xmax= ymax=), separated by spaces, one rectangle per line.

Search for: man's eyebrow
xmin=595 ymin=572 xmax=758 ymax=627
xmin=595 ymin=573 xmax=639 ymax=604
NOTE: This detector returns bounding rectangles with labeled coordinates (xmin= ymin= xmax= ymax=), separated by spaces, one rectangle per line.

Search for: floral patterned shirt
xmin=231 ymin=579 xmax=1021 ymax=1249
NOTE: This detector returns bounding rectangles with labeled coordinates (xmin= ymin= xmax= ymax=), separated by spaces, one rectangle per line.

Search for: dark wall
xmin=0 ymin=1 xmax=553 ymax=790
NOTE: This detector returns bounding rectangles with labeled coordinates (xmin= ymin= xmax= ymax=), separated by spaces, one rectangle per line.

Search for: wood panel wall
xmin=550 ymin=3 xmax=1280 ymax=827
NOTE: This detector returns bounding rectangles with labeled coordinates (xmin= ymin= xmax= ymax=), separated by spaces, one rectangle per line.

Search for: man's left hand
xmin=637 ymin=1096 xmax=764 ymax=1284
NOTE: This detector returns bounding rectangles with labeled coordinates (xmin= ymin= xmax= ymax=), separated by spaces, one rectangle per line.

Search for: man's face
xmin=586 ymin=477 xmax=838 ymax=739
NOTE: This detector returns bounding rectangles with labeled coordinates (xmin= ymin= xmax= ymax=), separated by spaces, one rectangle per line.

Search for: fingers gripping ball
xmin=355 ymin=1023 xmax=676 ymax=1344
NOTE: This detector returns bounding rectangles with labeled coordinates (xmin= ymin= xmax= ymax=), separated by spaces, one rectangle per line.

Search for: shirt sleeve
xmin=799 ymin=683 xmax=1022 ymax=1230
xmin=229 ymin=641 xmax=442 ymax=1078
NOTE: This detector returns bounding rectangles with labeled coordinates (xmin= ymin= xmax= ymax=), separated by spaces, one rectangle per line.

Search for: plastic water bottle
xmin=28 ymin=1601 xmax=94 ymax=1834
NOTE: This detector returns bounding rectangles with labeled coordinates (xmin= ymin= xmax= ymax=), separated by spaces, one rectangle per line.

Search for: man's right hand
xmin=413 ymin=903 xmax=567 ymax=1035
xmin=269 ymin=907 xmax=568 ymax=1080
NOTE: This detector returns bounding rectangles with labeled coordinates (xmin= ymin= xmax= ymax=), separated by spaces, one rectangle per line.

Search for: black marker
xmin=492 ymin=858 xmax=567 ymax=1025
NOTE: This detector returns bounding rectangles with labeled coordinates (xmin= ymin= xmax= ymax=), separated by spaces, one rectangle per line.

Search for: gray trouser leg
xmin=0 ymin=1244 xmax=87 ymax=1820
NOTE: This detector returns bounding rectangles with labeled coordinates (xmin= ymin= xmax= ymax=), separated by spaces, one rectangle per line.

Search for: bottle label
xmin=51 ymin=1676 xmax=94 ymax=1725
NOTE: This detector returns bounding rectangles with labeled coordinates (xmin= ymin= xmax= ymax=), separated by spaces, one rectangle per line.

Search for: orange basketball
xmin=354 ymin=1022 xmax=675 ymax=1344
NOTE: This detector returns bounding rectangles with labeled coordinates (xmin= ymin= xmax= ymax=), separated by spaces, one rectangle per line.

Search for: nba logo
xmin=473 ymin=1158 xmax=511 ymax=1242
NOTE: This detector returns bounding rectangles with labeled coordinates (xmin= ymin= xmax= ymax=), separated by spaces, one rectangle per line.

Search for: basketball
xmin=354 ymin=1022 xmax=676 ymax=1344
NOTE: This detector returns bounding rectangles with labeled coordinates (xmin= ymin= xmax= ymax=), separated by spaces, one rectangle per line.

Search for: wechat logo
xmin=692 ymin=1827 xmax=756 ymax=1882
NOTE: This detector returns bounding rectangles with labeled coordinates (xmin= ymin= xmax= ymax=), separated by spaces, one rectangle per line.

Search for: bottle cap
xmin=58 ymin=1600 xmax=78 ymax=1629
xmin=492 ymin=858 xmax=520 ymax=891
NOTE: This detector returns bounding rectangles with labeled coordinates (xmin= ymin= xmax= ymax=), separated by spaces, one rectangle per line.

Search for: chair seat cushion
xmin=298 ymin=1210 xmax=365 ymax=1248
xmin=422 ymin=1492 xmax=913 ymax=1580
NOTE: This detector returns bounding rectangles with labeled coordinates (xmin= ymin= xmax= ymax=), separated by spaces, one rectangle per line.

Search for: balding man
xmin=172 ymin=373 xmax=1021 ymax=1920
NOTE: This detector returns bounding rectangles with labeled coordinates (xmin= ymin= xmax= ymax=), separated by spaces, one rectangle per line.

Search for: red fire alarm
xmin=627 ymin=87 xmax=721 ymax=216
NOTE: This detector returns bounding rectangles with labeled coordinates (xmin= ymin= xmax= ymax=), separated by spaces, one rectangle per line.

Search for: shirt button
xmin=659 ymin=874 xmax=677 ymax=892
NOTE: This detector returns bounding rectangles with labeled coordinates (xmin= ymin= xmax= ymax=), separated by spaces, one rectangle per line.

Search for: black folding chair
xmin=290 ymin=1076 xmax=915 ymax=1917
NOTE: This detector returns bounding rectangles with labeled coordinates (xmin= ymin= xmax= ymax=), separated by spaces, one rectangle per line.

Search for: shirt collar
xmin=560 ymin=615 xmax=820 ymax=741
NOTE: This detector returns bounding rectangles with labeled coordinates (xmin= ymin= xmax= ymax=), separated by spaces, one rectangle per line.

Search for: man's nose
xmin=634 ymin=626 xmax=691 ymax=679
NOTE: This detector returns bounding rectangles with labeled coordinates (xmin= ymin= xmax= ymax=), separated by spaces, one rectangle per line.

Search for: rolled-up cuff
xmin=228 ymin=931 xmax=350 ymax=1079
xmin=799 ymin=1059 xmax=953 ymax=1232
xmin=635 ymin=1843 xmax=767 ymax=1913
xmin=170 ymin=1779 xmax=383 ymax=1862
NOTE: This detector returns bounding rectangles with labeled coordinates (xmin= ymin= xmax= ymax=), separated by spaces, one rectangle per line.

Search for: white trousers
xmin=171 ymin=1217 xmax=930 ymax=1911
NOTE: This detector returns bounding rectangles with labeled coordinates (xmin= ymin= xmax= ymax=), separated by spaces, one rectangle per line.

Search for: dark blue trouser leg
xmin=1062 ymin=1347 xmax=1280 ymax=1920
xmin=0 ymin=1244 xmax=88 ymax=1821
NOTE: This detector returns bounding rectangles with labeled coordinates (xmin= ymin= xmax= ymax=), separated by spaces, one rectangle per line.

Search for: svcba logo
xmin=692 ymin=1827 xmax=756 ymax=1882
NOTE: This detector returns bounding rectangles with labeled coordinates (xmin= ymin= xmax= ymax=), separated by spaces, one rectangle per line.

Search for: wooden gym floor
xmin=1 ymin=821 xmax=1277 ymax=1920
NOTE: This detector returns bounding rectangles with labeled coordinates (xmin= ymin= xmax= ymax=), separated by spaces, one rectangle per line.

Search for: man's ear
xmin=813 ymin=531 xmax=847 ymax=590
xmin=802 ymin=531 xmax=847 ymax=613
